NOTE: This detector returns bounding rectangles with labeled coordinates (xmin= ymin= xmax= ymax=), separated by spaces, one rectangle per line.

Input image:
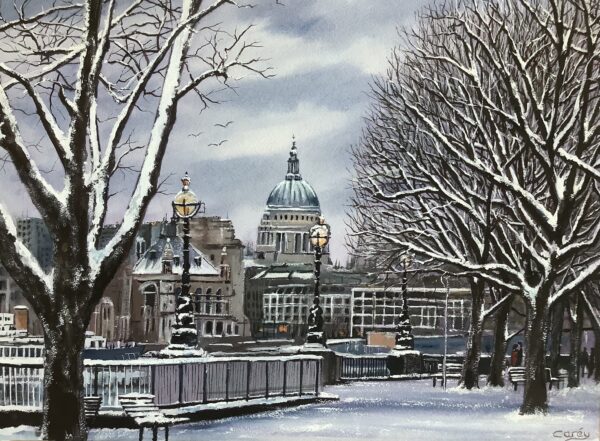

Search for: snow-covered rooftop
xmin=133 ymin=234 xmax=219 ymax=276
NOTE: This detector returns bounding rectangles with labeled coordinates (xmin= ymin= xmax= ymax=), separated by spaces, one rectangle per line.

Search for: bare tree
xmin=0 ymin=1 xmax=269 ymax=439
xmin=349 ymin=0 xmax=600 ymax=414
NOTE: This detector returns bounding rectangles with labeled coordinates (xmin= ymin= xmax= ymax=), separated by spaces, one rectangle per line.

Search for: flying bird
xmin=208 ymin=140 xmax=228 ymax=147
xmin=188 ymin=131 xmax=204 ymax=138
xmin=214 ymin=121 xmax=234 ymax=128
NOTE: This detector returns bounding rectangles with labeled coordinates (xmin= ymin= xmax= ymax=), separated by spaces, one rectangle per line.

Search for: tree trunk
xmin=461 ymin=280 xmax=484 ymax=389
xmin=567 ymin=294 xmax=584 ymax=388
xmin=549 ymin=300 xmax=565 ymax=377
xmin=42 ymin=312 xmax=87 ymax=441
xmin=487 ymin=296 xmax=512 ymax=387
xmin=520 ymin=291 xmax=550 ymax=414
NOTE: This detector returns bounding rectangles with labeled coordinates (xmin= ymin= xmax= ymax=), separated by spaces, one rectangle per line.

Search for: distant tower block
xmin=13 ymin=305 xmax=29 ymax=331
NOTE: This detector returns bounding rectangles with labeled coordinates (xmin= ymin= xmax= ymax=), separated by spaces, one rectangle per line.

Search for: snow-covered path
xmin=2 ymin=379 xmax=599 ymax=441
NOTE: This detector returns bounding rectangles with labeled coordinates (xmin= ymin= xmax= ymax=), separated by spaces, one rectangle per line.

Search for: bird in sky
xmin=208 ymin=139 xmax=228 ymax=147
xmin=214 ymin=121 xmax=234 ymax=128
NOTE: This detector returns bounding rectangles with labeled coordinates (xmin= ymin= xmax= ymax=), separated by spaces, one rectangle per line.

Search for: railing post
xmin=225 ymin=362 xmax=230 ymax=402
xmin=265 ymin=361 xmax=270 ymax=399
xmin=315 ymin=359 xmax=320 ymax=396
xmin=203 ymin=362 xmax=208 ymax=404
xmin=246 ymin=361 xmax=251 ymax=401
xmin=150 ymin=365 xmax=156 ymax=396
xmin=178 ymin=363 xmax=184 ymax=405
xmin=93 ymin=366 xmax=99 ymax=396
xmin=299 ymin=360 xmax=303 ymax=396
xmin=282 ymin=360 xmax=287 ymax=396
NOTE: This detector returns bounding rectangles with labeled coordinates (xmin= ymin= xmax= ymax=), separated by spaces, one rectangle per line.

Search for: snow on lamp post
xmin=305 ymin=216 xmax=330 ymax=345
xmin=168 ymin=172 xmax=204 ymax=352
xmin=395 ymin=253 xmax=415 ymax=350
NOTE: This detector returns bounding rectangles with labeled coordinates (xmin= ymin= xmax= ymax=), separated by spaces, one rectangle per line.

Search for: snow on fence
xmin=339 ymin=354 xmax=390 ymax=379
xmin=0 ymin=355 xmax=321 ymax=410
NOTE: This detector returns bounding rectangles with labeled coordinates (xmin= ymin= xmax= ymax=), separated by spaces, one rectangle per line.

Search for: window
xmin=418 ymin=306 xmax=437 ymax=328
xmin=216 ymin=321 xmax=223 ymax=335
xmin=135 ymin=237 xmax=147 ymax=259
xmin=216 ymin=289 xmax=222 ymax=314
xmin=205 ymin=321 xmax=213 ymax=335
xmin=448 ymin=300 xmax=465 ymax=330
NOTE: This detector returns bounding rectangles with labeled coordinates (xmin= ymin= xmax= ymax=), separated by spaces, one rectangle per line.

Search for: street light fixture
xmin=169 ymin=172 xmax=204 ymax=350
xmin=395 ymin=253 xmax=415 ymax=350
xmin=306 ymin=216 xmax=330 ymax=345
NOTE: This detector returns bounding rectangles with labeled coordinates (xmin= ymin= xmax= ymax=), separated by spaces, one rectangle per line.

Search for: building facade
xmin=350 ymin=287 xmax=472 ymax=337
xmin=254 ymin=139 xmax=326 ymax=265
xmin=0 ymin=217 xmax=53 ymax=336
xmin=130 ymin=221 xmax=248 ymax=345
xmin=248 ymin=262 xmax=371 ymax=338
xmin=16 ymin=217 xmax=53 ymax=271
xmin=262 ymin=283 xmax=352 ymax=338
xmin=189 ymin=216 xmax=249 ymax=337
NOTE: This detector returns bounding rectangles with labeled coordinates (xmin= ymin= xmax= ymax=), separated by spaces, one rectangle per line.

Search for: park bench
xmin=119 ymin=393 xmax=188 ymax=441
xmin=507 ymin=367 xmax=567 ymax=390
xmin=83 ymin=395 xmax=102 ymax=422
xmin=548 ymin=369 xmax=569 ymax=390
xmin=508 ymin=367 xmax=527 ymax=390
xmin=432 ymin=363 xmax=462 ymax=387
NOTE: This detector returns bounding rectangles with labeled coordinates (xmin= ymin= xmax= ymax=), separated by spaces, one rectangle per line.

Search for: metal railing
xmin=0 ymin=355 xmax=322 ymax=410
xmin=338 ymin=354 xmax=390 ymax=379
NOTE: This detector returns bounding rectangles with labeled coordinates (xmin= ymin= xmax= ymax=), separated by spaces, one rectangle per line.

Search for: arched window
xmin=206 ymin=288 xmax=212 ymax=314
xmin=216 ymin=288 xmax=222 ymax=314
xmin=193 ymin=288 xmax=202 ymax=313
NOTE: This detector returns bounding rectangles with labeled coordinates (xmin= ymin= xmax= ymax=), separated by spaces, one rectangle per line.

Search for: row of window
xmin=263 ymin=214 xmax=318 ymax=222
xmin=264 ymin=296 xmax=350 ymax=305
xmin=201 ymin=320 xmax=239 ymax=336
xmin=351 ymin=302 xmax=466 ymax=331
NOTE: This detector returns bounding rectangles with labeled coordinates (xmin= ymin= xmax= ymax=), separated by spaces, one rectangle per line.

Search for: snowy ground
xmin=1 ymin=378 xmax=599 ymax=441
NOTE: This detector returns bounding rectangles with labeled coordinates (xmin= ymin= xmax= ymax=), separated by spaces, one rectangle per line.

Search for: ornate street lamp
xmin=395 ymin=253 xmax=415 ymax=350
xmin=169 ymin=172 xmax=204 ymax=350
xmin=306 ymin=216 xmax=330 ymax=345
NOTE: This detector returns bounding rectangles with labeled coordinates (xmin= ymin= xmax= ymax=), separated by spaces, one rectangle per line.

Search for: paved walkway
xmin=1 ymin=379 xmax=599 ymax=441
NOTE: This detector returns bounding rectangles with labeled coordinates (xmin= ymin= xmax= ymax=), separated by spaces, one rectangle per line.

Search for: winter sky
xmin=2 ymin=0 xmax=431 ymax=264
xmin=154 ymin=0 xmax=431 ymax=263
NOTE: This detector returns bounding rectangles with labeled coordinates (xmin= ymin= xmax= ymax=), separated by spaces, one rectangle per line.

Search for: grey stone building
xmin=254 ymin=139 xmax=328 ymax=265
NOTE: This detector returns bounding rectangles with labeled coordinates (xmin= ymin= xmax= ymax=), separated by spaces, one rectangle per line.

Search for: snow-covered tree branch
xmin=0 ymin=1 xmax=268 ymax=439
xmin=349 ymin=0 xmax=600 ymax=414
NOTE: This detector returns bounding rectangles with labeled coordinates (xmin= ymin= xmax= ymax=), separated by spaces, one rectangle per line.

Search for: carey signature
xmin=553 ymin=428 xmax=590 ymax=441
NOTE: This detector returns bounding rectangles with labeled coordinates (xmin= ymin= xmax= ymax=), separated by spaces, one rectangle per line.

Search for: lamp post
xmin=306 ymin=216 xmax=330 ymax=345
xmin=169 ymin=172 xmax=204 ymax=350
xmin=395 ymin=253 xmax=415 ymax=350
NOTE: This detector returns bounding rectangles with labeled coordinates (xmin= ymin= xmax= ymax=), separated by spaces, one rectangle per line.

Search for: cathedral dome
xmin=266 ymin=140 xmax=320 ymax=210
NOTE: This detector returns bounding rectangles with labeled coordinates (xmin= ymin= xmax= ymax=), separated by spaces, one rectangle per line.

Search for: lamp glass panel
xmin=310 ymin=225 xmax=329 ymax=247
xmin=174 ymin=189 xmax=198 ymax=217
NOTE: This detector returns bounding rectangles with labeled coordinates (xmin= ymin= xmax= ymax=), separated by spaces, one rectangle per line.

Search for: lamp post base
xmin=387 ymin=349 xmax=421 ymax=376
xmin=305 ymin=331 xmax=326 ymax=346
